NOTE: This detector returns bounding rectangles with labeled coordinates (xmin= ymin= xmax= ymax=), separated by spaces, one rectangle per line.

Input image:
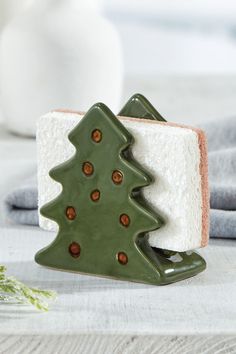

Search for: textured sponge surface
xmin=37 ymin=111 xmax=209 ymax=252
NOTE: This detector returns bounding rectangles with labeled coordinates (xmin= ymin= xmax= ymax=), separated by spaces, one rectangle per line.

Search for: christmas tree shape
xmin=35 ymin=102 xmax=206 ymax=285
xmin=119 ymin=93 xmax=166 ymax=122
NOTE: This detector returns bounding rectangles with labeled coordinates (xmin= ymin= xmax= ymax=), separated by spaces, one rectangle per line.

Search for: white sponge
xmin=37 ymin=111 xmax=209 ymax=252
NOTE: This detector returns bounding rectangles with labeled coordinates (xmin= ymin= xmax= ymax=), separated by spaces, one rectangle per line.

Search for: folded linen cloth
xmin=3 ymin=117 xmax=236 ymax=239
xmin=200 ymin=117 xmax=236 ymax=239
xmin=4 ymin=177 xmax=38 ymax=226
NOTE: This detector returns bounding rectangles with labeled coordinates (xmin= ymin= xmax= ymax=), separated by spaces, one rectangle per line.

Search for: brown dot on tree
xmin=91 ymin=129 xmax=102 ymax=143
xmin=83 ymin=161 xmax=94 ymax=176
xmin=117 ymin=252 xmax=128 ymax=265
xmin=69 ymin=242 xmax=81 ymax=258
xmin=66 ymin=206 xmax=76 ymax=220
xmin=120 ymin=214 xmax=130 ymax=227
xmin=112 ymin=170 xmax=123 ymax=184
xmin=90 ymin=189 xmax=100 ymax=202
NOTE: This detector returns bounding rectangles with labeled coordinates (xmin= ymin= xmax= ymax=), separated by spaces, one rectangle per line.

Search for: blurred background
xmin=0 ymin=0 xmax=236 ymax=135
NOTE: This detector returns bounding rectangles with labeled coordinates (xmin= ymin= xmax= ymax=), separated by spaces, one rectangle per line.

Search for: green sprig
xmin=0 ymin=266 xmax=56 ymax=311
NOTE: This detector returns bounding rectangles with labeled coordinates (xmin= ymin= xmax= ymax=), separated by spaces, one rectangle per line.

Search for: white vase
xmin=0 ymin=0 xmax=123 ymax=136
xmin=0 ymin=0 xmax=31 ymax=31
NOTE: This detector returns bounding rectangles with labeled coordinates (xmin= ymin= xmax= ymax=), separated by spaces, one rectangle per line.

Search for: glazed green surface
xmin=35 ymin=95 xmax=206 ymax=285
xmin=119 ymin=93 xmax=166 ymax=121
xmin=118 ymin=93 xmax=206 ymax=282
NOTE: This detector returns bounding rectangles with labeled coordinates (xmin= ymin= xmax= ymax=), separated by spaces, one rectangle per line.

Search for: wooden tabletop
xmin=1 ymin=227 xmax=236 ymax=352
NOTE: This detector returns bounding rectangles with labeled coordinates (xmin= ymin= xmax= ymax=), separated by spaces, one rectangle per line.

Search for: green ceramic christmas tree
xmin=35 ymin=102 xmax=205 ymax=285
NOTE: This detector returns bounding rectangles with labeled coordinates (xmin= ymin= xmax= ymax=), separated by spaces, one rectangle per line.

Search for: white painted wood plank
xmin=0 ymin=335 xmax=236 ymax=354
xmin=0 ymin=227 xmax=236 ymax=337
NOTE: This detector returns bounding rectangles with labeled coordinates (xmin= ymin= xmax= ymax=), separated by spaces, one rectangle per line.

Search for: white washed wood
xmin=1 ymin=228 xmax=236 ymax=349
xmin=0 ymin=335 xmax=236 ymax=354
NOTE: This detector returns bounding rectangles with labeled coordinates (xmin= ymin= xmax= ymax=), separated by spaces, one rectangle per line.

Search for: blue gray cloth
xmin=4 ymin=177 xmax=38 ymax=226
xmin=3 ymin=117 xmax=236 ymax=239
xmin=200 ymin=117 xmax=236 ymax=239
